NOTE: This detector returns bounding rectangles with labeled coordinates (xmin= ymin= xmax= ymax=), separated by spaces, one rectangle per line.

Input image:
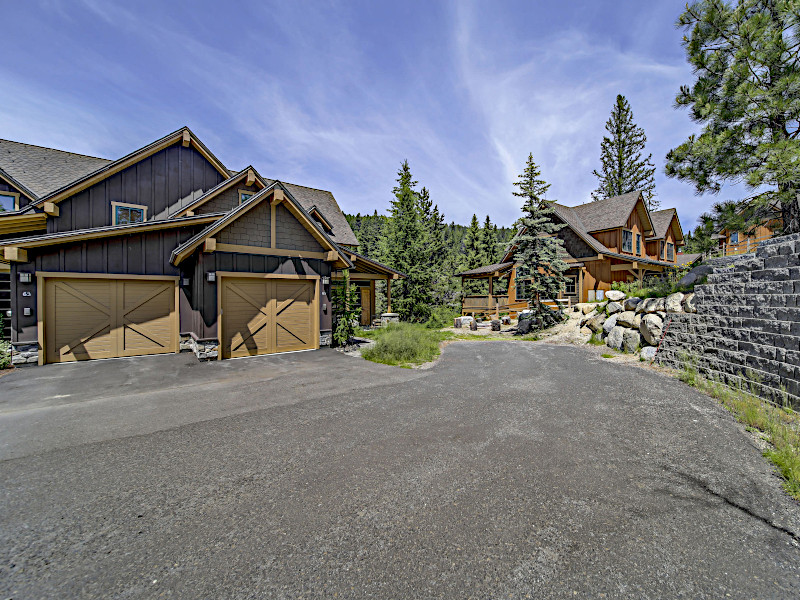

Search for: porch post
xmin=386 ymin=277 xmax=392 ymax=313
xmin=488 ymin=276 xmax=496 ymax=318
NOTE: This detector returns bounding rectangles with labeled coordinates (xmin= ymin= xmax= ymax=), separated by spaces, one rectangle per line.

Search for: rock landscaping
xmin=577 ymin=289 xmax=697 ymax=359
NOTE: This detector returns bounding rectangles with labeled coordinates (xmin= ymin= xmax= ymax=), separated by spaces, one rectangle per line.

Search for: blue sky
xmin=1 ymin=1 xmax=741 ymax=230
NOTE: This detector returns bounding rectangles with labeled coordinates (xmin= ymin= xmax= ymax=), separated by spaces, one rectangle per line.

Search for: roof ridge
xmin=0 ymin=138 xmax=111 ymax=162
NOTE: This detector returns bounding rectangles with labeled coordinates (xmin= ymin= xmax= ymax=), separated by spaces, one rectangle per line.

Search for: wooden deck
xmin=461 ymin=295 xmax=529 ymax=317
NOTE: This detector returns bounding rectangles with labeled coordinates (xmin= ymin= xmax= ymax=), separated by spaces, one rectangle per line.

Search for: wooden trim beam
xmin=35 ymin=271 xmax=180 ymax=281
xmin=332 ymin=272 xmax=389 ymax=281
xmin=611 ymin=262 xmax=638 ymax=271
xmin=42 ymin=202 xmax=59 ymax=216
xmin=203 ymin=237 xmax=217 ymax=253
xmin=3 ymin=247 xmax=27 ymax=262
xmin=246 ymin=169 xmax=256 ymax=186
xmin=325 ymin=250 xmax=338 ymax=262
xmin=215 ymin=243 xmax=327 ymax=260
xmin=182 ymin=130 xmax=191 ymax=147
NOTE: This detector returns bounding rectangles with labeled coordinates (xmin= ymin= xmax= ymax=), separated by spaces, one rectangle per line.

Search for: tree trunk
xmin=783 ymin=193 xmax=800 ymax=235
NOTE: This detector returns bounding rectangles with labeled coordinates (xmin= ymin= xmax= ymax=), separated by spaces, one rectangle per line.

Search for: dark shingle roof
xmin=0 ymin=139 xmax=111 ymax=199
xmin=264 ymin=179 xmax=359 ymax=247
xmin=569 ymin=191 xmax=647 ymax=233
xmin=676 ymin=252 xmax=702 ymax=267
xmin=648 ymin=208 xmax=677 ymax=240
xmin=457 ymin=261 xmax=515 ymax=277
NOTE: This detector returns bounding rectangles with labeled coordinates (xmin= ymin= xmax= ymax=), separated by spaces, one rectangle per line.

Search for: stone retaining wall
xmin=656 ymin=233 xmax=800 ymax=406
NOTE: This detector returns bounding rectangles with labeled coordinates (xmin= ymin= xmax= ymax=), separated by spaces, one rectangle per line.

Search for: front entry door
xmin=360 ymin=287 xmax=371 ymax=326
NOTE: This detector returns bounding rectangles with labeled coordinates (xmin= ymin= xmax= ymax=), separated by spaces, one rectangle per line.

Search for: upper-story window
xmin=730 ymin=232 xmax=739 ymax=244
xmin=622 ymin=229 xmax=633 ymax=253
xmin=238 ymin=190 xmax=254 ymax=204
xmin=112 ymin=202 xmax=147 ymax=225
xmin=666 ymin=242 xmax=674 ymax=262
xmin=636 ymin=233 xmax=641 ymax=255
xmin=0 ymin=191 xmax=20 ymax=212
xmin=659 ymin=241 xmax=665 ymax=259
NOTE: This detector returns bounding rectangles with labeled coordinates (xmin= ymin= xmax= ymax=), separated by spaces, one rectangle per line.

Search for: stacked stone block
xmin=656 ymin=233 xmax=800 ymax=407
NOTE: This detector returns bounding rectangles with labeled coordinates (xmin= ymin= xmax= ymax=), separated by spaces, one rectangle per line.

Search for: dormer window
xmin=238 ymin=190 xmax=254 ymax=204
xmin=622 ymin=229 xmax=633 ymax=253
xmin=730 ymin=232 xmax=739 ymax=244
xmin=112 ymin=202 xmax=146 ymax=225
xmin=0 ymin=191 xmax=20 ymax=211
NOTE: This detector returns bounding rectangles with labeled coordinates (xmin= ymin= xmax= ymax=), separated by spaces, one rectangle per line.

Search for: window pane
xmin=0 ymin=193 xmax=16 ymax=211
xmin=116 ymin=206 xmax=129 ymax=224
xmin=240 ymin=193 xmax=252 ymax=203
xmin=130 ymin=207 xmax=144 ymax=223
xmin=622 ymin=230 xmax=632 ymax=252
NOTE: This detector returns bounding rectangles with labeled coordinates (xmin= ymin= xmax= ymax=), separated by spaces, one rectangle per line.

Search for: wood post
xmin=386 ymin=277 xmax=392 ymax=313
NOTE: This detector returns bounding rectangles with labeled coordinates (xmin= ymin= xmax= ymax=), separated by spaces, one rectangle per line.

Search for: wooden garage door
xmin=44 ymin=277 xmax=177 ymax=363
xmin=221 ymin=277 xmax=317 ymax=358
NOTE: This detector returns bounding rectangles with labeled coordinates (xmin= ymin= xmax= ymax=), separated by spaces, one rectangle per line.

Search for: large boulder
xmin=637 ymin=298 xmax=658 ymax=314
xmin=606 ymin=301 xmax=624 ymax=315
xmin=491 ymin=319 xmax=501 ymax=331
xmin=678 ymin=263 xmax=714 ymax=287
xmin=581 ymin=304 xmax=595 ymax=315
xmin=632 ymin=313 xmax=642 ymax=330
xmin=602 ymin=313 xmax=620 ymax=335
xmin=653 ymin=298 xmax=666 ymax=313
xmin=579 ymin=311 xmax=598 ymax=326
xmin=605 ymin=290 xmax=626 ymax=302
xmin=639 ymin=314 xmax=664 ymax=346
xmin=665 ymin=292 xmax=685 ymax=313
xmin=640 ymin=346 xmax=657 ymax=361
xmin=623 ymin=297 xmax=642 ymax=311
xmin=616 ymin=311 xmax=637 ymax=328
xmin=516 ymin=318 xmax=532 ymax=334
xmin=606 ymin=326 xmax=625 ymax=350
xmin=586 ymin=314 xmax=606 ymax=333
xmin=683 ymin=293 xmax=696 ymax=313
xmin=623 ymin=329 xmax=641 ymax=353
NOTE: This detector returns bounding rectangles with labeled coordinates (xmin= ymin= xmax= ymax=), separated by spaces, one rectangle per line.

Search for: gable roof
xmin=457 ymin=261 xmax=515 ymax=278
xmin=267 ymin=181 xmax=359 ymax=246
xmin=170 ymin=182 xmax=352 ymax=267
xmin=341 ymin=248 xmax=406 ymax=278
xmin=647 ymin=208 xmax=684 ymax=244
xmin=569 ymin=191 xmax=654 ymax=235
xmin=30 ymin=127 xmax=229 ymax=206
xmin=0 ymin=139 xmax=111 ymax=200
xmin=165 ymin=166 xmax=259 ymax=219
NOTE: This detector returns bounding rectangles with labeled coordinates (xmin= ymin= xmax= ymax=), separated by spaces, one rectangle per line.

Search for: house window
xmin=238 ymin=190 xmax=254 ymax=204
xmin=564 ymin=276 xmax=577 ymax=296
xmin=0 ymin=191 xmax=20 ymax=211
xmin=667 ymin=242 xmax=674 ymax=262
xmin=622 ymin=229 xmax=633 ymax=253
xmin=112 ymin=202 xmax=147 ymax=225
xmin=730 ymin=232 xmax=739 ymax=244
xmin=659 ymin=241 xmax=665 ymax=259
xmin=636 ymin=233 xmax=641 ymax=255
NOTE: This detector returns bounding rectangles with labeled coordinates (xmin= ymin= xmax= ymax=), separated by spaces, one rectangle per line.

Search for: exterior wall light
xmin=181 ymin=277 xmax=191 ymax=286
xmin=206 ymin=272 xmax=216 ymax=282
xmin=322 ymin=276 xmax=330 ymax=285
xmin=19 ymin=272 xmax=31 ymax=283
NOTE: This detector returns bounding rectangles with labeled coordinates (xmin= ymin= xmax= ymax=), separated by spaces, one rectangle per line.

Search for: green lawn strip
xmin=360 ymin=323 xmax=451 ymax=367
xmin=678 ymin=360 xmax=800 ymax=501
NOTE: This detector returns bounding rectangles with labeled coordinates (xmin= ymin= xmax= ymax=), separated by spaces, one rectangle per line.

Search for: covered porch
xmin=332 ymin=249 xmax=404 ymax=327
xmin=457 ymin=261 xmax=529 ymax=318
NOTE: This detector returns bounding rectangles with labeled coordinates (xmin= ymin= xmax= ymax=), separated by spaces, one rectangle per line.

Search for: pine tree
xmin=512 ymin=153 xmax=568 ymax=317
xmin=480 ymin=215 xmax=499 ymax=264
xmin=666 ymin=0 xmax=800 ymax=234
xmin=461 ymin=214 xmax=485 ymax=296
xmin=385 ymin=161 xmax=433 ymax=321
xmin=592 ymin=94 xmax=658 ymax=210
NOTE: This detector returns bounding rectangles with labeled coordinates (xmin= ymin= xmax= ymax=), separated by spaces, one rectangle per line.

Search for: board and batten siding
xmin=183 ymin=251 xmax=332 ymax=341
xmin=0 ymin=178 xmax=34 ymax=210
xmin=48 ymin=144 xmax=223 ymax=233
xmin=10 ymin=227 xmax=202 ymax=345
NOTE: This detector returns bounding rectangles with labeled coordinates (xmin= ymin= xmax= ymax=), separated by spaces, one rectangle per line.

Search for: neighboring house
xmin=458 ymin=191 xmax=684 ymax=314
xmin=712 ymin=201 xmax=781 ymax=257
xmin=0 ymin=128 xmax=401 ymax=364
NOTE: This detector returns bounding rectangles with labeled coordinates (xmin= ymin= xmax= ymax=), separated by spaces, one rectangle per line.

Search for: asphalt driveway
xmin=1 ymin=342 xmax=799 ymax=598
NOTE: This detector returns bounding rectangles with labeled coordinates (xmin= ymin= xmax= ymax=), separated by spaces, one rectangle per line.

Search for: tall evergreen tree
xmin=512 ymin=154 xmax=568 ymax=313
xmin=592 ymin=94 xmax=658 ymax=210
xmin=666 ymin=0 xmax=800 ymax=234
xmin=480 ymin=215 xmax=500 ymax=265
xmin=385 ymin=161 xmax=433 ymax=321
xmin=462 ymin=214 xmax=485 ymax=295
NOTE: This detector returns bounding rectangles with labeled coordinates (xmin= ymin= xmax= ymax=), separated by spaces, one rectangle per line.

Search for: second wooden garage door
xmin=221 ymin=277 xmax=317 ymax=358
xmin=43 ymin=276 xmax=177 ymax=363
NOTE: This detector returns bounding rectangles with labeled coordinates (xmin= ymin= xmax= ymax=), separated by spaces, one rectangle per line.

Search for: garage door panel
xmin=44 ymin=277 xmax=176 ymax=364
xmin=222 ymin=278 xmax=316 ymax=358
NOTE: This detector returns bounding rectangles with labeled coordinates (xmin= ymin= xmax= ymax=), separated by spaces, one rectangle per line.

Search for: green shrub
xmin=426 ymin=305 xmax=459 ymax=329
xmin=362 ymin=323 xmax=447 ymax=366
xmin=587 ymin=333 xmax=604 ymax=346
xmin=0 ymin=340 xmax=10 ymax=370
